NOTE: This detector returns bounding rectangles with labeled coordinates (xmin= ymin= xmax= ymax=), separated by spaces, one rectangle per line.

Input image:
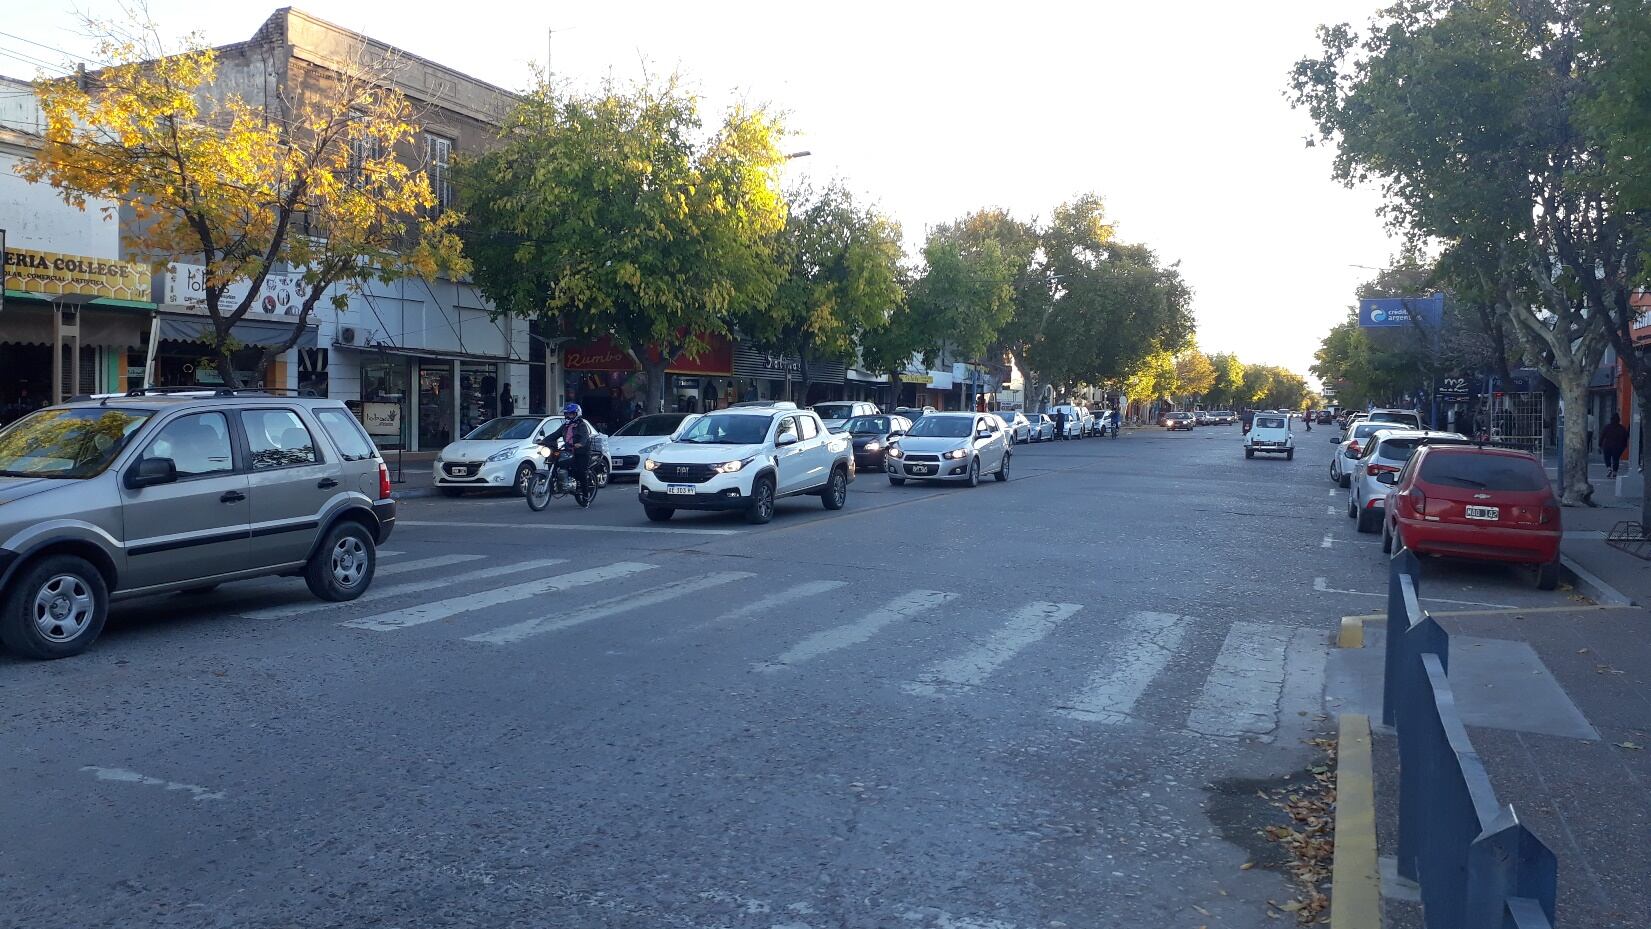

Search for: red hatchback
xmin=1380 ymin=445 xmax=1562 ymax=589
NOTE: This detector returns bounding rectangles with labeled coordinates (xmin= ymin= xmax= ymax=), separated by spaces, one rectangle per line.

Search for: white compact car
xmin=1024 ymin=413 xmax=1055 ymax=442
xmin=606 ymin=412 xmax=700 ymax=482
xmin=886 ymin=411 xmax=1012 ymax=486
xmin=1346 ymin=429 xmax=1468 ymax=532
xmin=638 ymin=404 xmax=853 ymax=524
xmin=435 ymin=414 xmax=611 ymax=497
xmin=1244 ymin=413 xmax=1294 ymax=460
xmin=812 ymin=401 xmax=880 ymax=433
xmin=994 ymin=410 xmax=1032 ymax=445
xmin=1329 ymin=420 xmax=1400 ymax=488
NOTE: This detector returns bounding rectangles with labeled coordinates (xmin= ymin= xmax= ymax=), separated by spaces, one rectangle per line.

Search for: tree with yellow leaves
xmin=17 ymin=18 xmax=465 ymax=388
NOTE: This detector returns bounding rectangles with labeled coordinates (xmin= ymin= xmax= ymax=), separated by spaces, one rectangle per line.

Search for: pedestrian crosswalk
xmin=206 ymin=550 xmax=1329 ymax=742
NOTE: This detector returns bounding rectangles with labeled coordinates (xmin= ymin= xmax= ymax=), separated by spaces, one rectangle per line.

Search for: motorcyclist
xmin=544 ymin=403 xmax=595 ymax=498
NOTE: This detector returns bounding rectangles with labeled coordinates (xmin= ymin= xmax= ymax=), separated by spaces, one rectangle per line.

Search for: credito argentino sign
xmin=3 ymin=246 xmax=153 ymax=301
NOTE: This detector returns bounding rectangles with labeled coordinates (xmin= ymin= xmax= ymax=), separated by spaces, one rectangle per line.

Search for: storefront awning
xmin=0 ymin=297 xmax=150 ymax=348
xmin=333 ymin=342 xmax=526 ymax=364
xmin=157 ymin=313 xmax=318 ymax=349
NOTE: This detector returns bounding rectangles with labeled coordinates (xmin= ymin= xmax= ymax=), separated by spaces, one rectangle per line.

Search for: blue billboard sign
xmin=1358 ymin=294 xmax=1444 ymax=329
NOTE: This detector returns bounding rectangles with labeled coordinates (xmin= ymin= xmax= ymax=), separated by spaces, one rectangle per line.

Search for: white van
xmin=1244 ymin=413 xmax=1294 ymax=460
xmin=1049 ymin=404 xmax=1092 ymax=439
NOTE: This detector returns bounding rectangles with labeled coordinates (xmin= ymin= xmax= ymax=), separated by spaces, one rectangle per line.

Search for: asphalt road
xmin=0 ymin=424 xmax=1572 ymax=929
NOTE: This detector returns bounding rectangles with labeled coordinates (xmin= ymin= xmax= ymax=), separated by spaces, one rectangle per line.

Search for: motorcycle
xmin=525 ymin=444 xmax=599 ymax=511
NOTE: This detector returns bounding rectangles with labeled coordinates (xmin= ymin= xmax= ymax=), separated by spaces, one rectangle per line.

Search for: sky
xmin=0 ymin=1 xmax=1402 ymax=381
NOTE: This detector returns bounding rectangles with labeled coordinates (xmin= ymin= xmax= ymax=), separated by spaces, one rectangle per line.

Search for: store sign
xmin=3 ymin=246 xmax=153 ymax=300
xmin=1358 ymin=294 xmax=1443 ymax=329
xmin=164 ymin=264 xmax=316 ymax=319
xmin=349 ymin=401 xmax=402 ymax=438
xmin=563 ymin=333 xmax=733 ymax=375
xmin=732 ymin=344 xmax=846 ymax=383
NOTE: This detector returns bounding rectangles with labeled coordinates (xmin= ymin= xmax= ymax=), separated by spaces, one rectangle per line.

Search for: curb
xmin=1330 ymin=713 xmax=1381 ymax=929
xmin=1559 ymin=554 xmax=1634 ymax=607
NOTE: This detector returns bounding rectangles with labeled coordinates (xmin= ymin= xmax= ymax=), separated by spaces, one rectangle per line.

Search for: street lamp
xmin=784 ymin=150 xmax=812 ymax=160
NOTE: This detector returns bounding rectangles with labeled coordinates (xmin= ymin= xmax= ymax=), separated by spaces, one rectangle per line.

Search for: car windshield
xmin=845 ymin=416 xmax=890 ymax=434
xmin=1169 ymin=413 xmax=1190 ymax=419
xmin=465 ymin=416 xmax=542 ymax=441
xmin=0 ymin=407 xmax=152 ymax=478
xmin=1378 ymin=436 xmax=1468 ymax=462
xmin=905 ymin=416 xmax=974 ymax=438
xmin=1351 ymin=423 xmax=1387 ymax=439
xmin=1255 ymin=416 xmax=1287 ymax=429
xmin=615 ymin=414 xmax=685 ymax=437
xmin=812 ymin=404 xmax=854 ymax=419
xmin=1421 ymin=451 xmax=1549 ymax=491
xmin=1369 ymin=412 xmax=1419 ymax=426
xmin=675 ymin=414 xmax=772 ymax=445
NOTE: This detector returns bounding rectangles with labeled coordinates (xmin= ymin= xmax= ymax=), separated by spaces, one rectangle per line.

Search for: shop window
xmin=242 ymin=409 xmax=319 ymax=469
xmin=144 ymin=412 xmax=233 ymax=478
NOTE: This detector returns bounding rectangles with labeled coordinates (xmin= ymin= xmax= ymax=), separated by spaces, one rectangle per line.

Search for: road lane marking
xmin=905 ymin=601 xmax=1083 ymax=696
xmin=81 ymin=766 xmax=225 ymax=801
xmin=466 ymin=571 xmax=755 ymax=644
xmin=378 ymin=550 xmax=404 ymax=557
xmin=398 ymin=519 xmax=740 ymax=536
xmin=714 ymin=580 xmax=848 ymax=624
xmin=1313 ymin=576 xmax=1515 ymax=608
xmin=754 ymin=589 xmax=956 ymax=673
xmin=1056 ymin=611 xmax=1187 ymax=723
xmin=244 ymin=558 xmax=569 ymax=620
xmin=1185 ymin=621 xmax=1294 ymax=739
xmin=1328 ymin=505 xmax=1338 ymax=516
xmin=376 ymin=553 xmax=484 ymax=577
xmin=345 ymin=562 xmax=657 ymax=631
xmin=1322 ymin=533 xmax=1334 ymax=548
xmin=1329 ymin=488 xmax=1338 ymax=497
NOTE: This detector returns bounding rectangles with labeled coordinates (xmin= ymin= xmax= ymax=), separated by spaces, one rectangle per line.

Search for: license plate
xmin=452 ymin=467 xmax=469 ymax=476
xmin=667 ymin=484 xmax=696 ymax=496
xmin=909 ymin=465 xmax=934 ymax=475
xmin=1465 ymin=505 xmax=1499 ymax=520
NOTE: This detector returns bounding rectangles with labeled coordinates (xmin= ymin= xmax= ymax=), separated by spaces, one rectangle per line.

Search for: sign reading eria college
xmin=3 ymin=246 xmax=153 ymax=301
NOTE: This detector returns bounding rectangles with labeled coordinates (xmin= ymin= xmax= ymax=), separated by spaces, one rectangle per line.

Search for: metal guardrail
xmin=1381 ymin=550 xmax=1560 ymax=928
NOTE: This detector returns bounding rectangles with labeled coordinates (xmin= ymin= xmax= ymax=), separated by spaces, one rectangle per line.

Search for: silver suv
xmin=0 ymin=389 xmax=397 ymax=659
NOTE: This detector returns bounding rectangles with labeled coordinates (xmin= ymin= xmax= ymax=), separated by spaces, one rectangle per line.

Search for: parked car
xmin=1050 ymin=404 xmax=1092 ymax=439
xmin=1164 ymin=411 xmax=1195 ymax=431
xmin=894 ymin=406 xmax=936 ymax=421
xmin=1381 ymin=445 xmax=1562 ymax=589
xmin=1317 ymin=410 xmax=1333 ymax=425
xmin=1085 ymin=409 xmax=1117 ymax=437
xmin=1024 ymin=412 xmax=1056 ymax=442
xmin=436 ymin=414 xmax=610 ymax=496
xmin=638 ymin=403 xmax=852 ymax=524
xmin=607 ymin=413 xmax=699 ymax=482
xmin=1244 ymin=412 xmax=1294 ymax=459
xmin=1329 ymin=420 xmax=1399 ymax=488
xmin=886 ymin=411 xmax=1012 ymax=486
xmin=994 ymin=410 xmax=1032 ymax=445
xmin=812 ymin=401 xmax=880 ymax=433
xmin=842 ymin=414 xmax=913 ymax=471
xmin=0 ymin=391 xmax=397 ymax=659
xmin=1365 ymin=408 xmax=1425 ymax=430
xmin=1347 ymin=430 xmax=1469 ymax=533
xmin=1193 ymin=410 xmax=1211 ymax=427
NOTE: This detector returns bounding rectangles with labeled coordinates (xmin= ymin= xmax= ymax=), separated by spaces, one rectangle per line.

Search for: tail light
xmin=1366 ymin=463 xmax=1399 ymax=477
xmin=378 ymin=461 xmax=393 ymax=500
xmin=1347 ymin=441 xmax=1362 ymax=457
xmin=1540 ymin=502 xmax=1560 ymax=525
xmin=1407 ymin=487 xmax=1427 ymax=515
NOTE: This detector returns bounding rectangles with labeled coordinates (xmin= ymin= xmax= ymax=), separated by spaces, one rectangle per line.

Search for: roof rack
xmin=120 ymin=386 xmax=320 ymax=399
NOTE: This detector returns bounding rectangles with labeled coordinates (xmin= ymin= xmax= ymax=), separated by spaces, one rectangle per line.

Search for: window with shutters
xmin=426 ymin=133 xmax=452 ymax=214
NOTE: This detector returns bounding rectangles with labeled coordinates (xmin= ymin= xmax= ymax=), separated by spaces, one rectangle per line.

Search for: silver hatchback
xmin=0 ymin=390 xmax=397 ymax=659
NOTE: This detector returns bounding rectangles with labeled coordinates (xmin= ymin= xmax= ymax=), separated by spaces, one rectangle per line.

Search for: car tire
xmin=888 ymin=476 xmax=906 ymax=486
xmin=995 ymin=452 xmax=1010 ymax=481
xmin=0 ymin=555 xmax=110 ymax=660
xmin=1347 ymin=496 xmax=1358 ymax=519
xmin=305 ymin=521 xmax=376 ymax=602
xmin=1244 ymin=448 xmax=1255 ymax=459
xmin=1356 ymin=506 xmax=1378 ymax=534
xmin=821 ymin=466 xmax=848 ymax=509
xmin=1286 ymin=450 xmax=1294 ymax=461
xmin=1381 ymin=518 xmax=1393 ymax=554
xmin=1338 ymin=473 xmax=1351 ymax=489
xmin=643 ymin=505 xmax=674 ymax=522
xmin=965 ymin=457 xmax=980 ymax=487
xmin=1329 ymin=461 xmax=1339 ymax=483
xmin=439 ymin=486 xmax=464 ymax=498
xmin=513 ymin=463 xmax=537 ymax=497
xmin=1535 ymin=558 xmax=1561 ymax=591
xmin=746 ymin=475 xmax=776 ymax=525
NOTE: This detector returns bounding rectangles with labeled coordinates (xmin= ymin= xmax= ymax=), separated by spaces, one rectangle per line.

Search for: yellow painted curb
xmin=1338 ymin=616 xmax=1365 ymax=649
xmin=1331 ymin=713 xmax=1381 ymax=929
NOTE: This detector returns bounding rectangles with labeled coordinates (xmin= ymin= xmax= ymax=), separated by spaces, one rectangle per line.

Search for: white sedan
xmin=994 ymin=411 xmax=1032 ymax=444
xmin=607 ymin=412 xmax=700 ymax=481
xmin=435 ymin=414 xmax=611 ymax=497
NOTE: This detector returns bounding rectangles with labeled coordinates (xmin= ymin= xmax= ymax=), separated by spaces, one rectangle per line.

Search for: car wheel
xmin=1286 ymin=450 xmax=1294 ymax=461
xmin=821 ymin=466 xmax=848 ymax=509
xmin=439 ymin=486 xmax=464 ymax=498
xmin=965 ymin=457 xmax=980 ymax=487
xmin=1535 ymin=558 xmax=1560 ymax=591
xmin=514 ymin=463 xmax=536 ymax=497
xmin=1356 ymin=506 xmax=1378 ymax=534
xmin=888 ymin=476 xmax=906 ymax=486
xmin=1329 ymin=460 xmax=1339 ymax=483
xmin=0 ymin=555 xmax=109 ymax=660
xmin=1347 ymin=496 xmax=1358 ymax=519
xmin=995 ymin=452 xmax=1010 ymax=481
xmin=1244 ymin=448 xmax=1255 ymax=459
xmin=1381 ymin=518 xmax=1393 ymax=554
xmin=305 ymin=521 xmax=376 ymax=602
xmin=746 ymin=476 xmax=776 ymax=524
xmin=643 ymin=505 xmax=674 ymax=522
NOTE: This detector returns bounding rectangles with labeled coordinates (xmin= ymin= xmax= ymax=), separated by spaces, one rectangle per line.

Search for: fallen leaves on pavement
xmin=1254 ymin=737 xmax=1336 ymax=925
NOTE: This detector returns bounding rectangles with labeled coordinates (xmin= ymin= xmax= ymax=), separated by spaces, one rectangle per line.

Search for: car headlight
xmin=863 ymin=441 xmax=881 ymax=451
xmin=887 ymin=446 xmax=904 ymax=459
xmin=714 ymin=457 xmax=753 ymax=474
xmin=644 ymin=458 xmax=659 ymax=471
xmin=944 ymin=448 xmax=969 ymax=460
xmin=486 ymin=448 xmax=518 ymax=463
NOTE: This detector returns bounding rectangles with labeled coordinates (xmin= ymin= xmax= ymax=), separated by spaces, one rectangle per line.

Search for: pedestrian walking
xmin=1053 ymin=408 xmax=1067 ymax=440
xmin=499 ymin=383 xmax=515 ymax=417
xmin=1601 ymin=414 xmax=1629 ymax=478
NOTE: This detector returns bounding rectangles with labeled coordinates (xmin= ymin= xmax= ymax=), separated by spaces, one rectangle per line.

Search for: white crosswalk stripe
xmin=374 ymin=554 xmax=484 ymax=577
xmin=1185 ymin=621 xmax=1295 ymax=739
xmin=344 ymin=562 xmax=657 ymax=632
xmin=905 ymin=602 xmax=1083 ymax=697
xmin=1056 ymin=611 xmax=1188 ymax=724
xmin=465 ymin=571 xmax=755 ymax=645
xmin=377 ymin=550 xmax=405 ymax=558
xmin=243 ymin=558 xmax=569 ymax=620
xmin=754 ymin=589 xmax=956 ymax=674
xmin=715 ymin=580 xmax=848 ymax=624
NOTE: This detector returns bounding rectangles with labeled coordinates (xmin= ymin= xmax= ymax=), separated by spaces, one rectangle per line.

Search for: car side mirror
xmin=888 ymin=430 xmax=905 ymax=439
xmin=1376 ymin=471 xmax=1399 ymax=485
xmin=126 ymin=456 xmax=177 ymax=489
xmin=776 ymin=433 xmax=798 ymax=447
xmin=976 ymin=429 xmax=994 ymax=439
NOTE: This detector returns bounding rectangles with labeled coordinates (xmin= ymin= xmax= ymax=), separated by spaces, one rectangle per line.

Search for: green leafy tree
xmin=909 ymin=220 xmax=1017 ymax=369
xmin=457 ymin=76 xmax=788 ymax=412
xmin=1173 ymin=347 xmax=1216 ymax=403
xmin=1206 ymin=352 xmax=1246 ymax=409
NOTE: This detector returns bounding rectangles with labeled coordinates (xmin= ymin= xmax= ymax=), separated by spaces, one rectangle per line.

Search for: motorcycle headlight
xmin=644 ymin=458 xmax=659 ymax=471
xmin=887 ymin=446 xmax=903 ymax=459
xmin=944 ymin=448 xmax=969 ymax=460
xmin=863 ymin=441 xmax=881 ymax=451
xmin=714 ymin=457 xmax=752 ymax=474
xmin=486 ymin=447 xmax=517 ymax=463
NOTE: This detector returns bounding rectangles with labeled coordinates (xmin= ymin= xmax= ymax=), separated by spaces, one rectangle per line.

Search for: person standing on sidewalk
xmin=1601 ymin=414 xmax=1629 ymax=479
xmin=1053 ymin=408 xmax=1068 ymax=440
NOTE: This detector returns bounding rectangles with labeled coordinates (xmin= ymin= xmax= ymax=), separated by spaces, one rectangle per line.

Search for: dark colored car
xmin=843 ymin=414 xmax=913 ymax=471
xmin=1316 ymin=411 xmax=1333 ymax=425
xmin=1381 ymin=445 xmax=1561 ymax=589
xmin=1165 ymin=412 xmax=1194 ymax=431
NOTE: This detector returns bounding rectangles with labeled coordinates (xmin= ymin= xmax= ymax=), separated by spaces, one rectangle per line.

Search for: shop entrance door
xmin=418 ymin=363 xmax=454 ymax=449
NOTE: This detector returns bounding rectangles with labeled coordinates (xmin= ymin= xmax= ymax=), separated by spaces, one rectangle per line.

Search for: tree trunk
xmin=1556 ymin=372 xmax=1592 ymax=506
xmin=215 ymin=345 xmax=242 ymax=390
xmin=640 ymin=357 xmax=669 ymax=414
